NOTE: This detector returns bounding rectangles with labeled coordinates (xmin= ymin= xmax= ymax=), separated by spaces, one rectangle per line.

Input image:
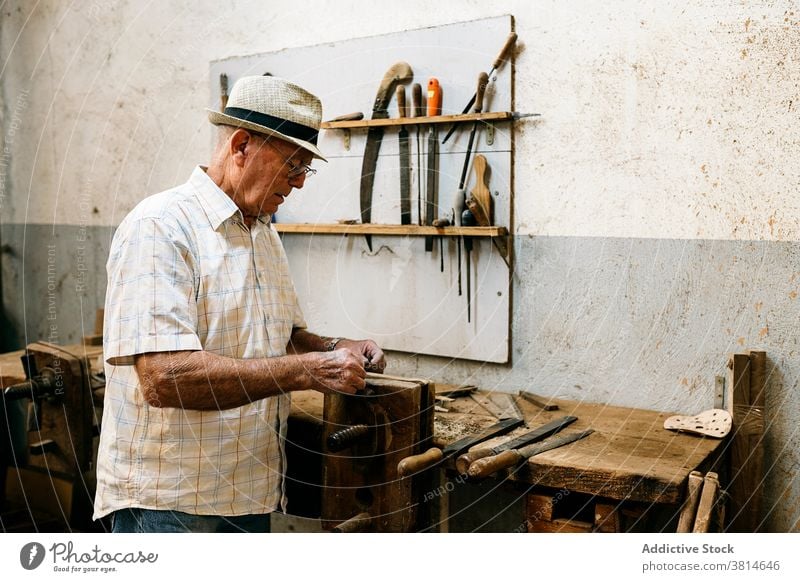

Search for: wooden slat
xmin=273 ymin=223 xmax=507 ymax=237
xmin=321 ymin=111 xmax=514 ymax=129
xmin=727 ymin=351 xmax=765 ymax=532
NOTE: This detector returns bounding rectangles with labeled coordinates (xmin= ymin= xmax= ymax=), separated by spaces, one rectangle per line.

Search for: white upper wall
xmin=1 ymin=0 xmax=798 ymax=240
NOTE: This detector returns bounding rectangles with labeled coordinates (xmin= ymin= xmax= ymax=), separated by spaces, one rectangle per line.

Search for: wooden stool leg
xmin=692 ymin=472 xmax=720 ymax=533
xmin=677 ymin=471 xmax=704 ymax=533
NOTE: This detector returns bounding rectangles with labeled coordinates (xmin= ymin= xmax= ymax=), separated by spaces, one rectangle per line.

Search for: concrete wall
xmin=1 ymin=1 xmax=798 ymax=531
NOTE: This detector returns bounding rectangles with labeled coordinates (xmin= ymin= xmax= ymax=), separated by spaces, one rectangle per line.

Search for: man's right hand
xmin=304 ymin=349 xmax=367 ymax=395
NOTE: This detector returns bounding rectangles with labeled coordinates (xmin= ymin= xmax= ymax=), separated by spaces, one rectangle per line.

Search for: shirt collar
xmin=190 ymin=166 xmax=273 ymax=230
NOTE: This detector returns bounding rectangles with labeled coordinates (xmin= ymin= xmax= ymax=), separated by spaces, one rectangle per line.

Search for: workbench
xmin=289 ymin=385 xmax=725 ymax=533
xmin=2 ymin=346 xmax=724 ymax=533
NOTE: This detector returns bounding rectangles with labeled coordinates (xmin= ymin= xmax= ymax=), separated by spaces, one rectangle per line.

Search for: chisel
xmin=412 ymin=83 xmax=424 ymax=225
xmin=467 ymin=429 xmax=595 ymax=480
xmin=424 ymin=78 xmax=442 ymax=252
xmin=396 ymin=416 xmax=522 ymax=478
xmin=455 ymin=415 xmax=578 ymax=474
xmin=441 ymin=32 xmax=518 ymax=145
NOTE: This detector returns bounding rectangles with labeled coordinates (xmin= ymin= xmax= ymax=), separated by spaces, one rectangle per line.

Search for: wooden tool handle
xmin=396 ymin=86 xmax=407 ymax=118
xmin=466 ymin=196 xmax=489 ymax=227
xmin=397 ymin=447 xmax=443 ymax=477
xmin=469 ymin=154 xmax=492 ymax=225
xmin=412 ymin=83 xmax=424 ymax=117
xmin=474 ymin=72 xmax=489 ymax=114
xmin=332 ymin=512 xmax=372 ymax=533
xmin=467 ymin=449 xmax=522 ymax=479
xmin=455 ymin=447 xmax=494 ymax=475
xmin=492 ymin=32 xmax=518 ymax=70
xmin=427 ymin=78 xmax=442 ymax=117
xmin=330 ymin=112 xmax=364 ymax=122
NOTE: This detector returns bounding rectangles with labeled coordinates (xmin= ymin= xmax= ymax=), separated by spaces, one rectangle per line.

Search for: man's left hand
xmin=337 ymin=339 xmax=386 ymax=373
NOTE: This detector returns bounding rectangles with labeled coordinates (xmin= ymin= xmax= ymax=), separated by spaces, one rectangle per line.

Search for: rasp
xmin=455 ymin=415 xmax=578 ymax=474
xmin=396 ymin=86 xmax=411 ymax=225
xmin=467 ymin=429 xmax=595 ymax=480
xmin=359 ymin=62 xmax=413 ymax=251
xmin=396 ymin=417 xmax=522 ymax=477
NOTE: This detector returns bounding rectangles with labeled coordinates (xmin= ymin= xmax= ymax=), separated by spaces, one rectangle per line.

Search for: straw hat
xmin=207 ymin=75 xmax=326 ymax=161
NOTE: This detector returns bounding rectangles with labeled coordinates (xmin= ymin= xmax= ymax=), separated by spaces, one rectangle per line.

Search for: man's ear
xmin=229 ymin=129 xmax=251 ymax=166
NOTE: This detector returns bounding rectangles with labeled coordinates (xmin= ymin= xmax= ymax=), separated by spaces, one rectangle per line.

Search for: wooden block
xmin=676 ymin=471 xmax=704 ymax=533
xmin=693 ymin=472 xmax=720 ymax=533
xmin=594 ymin=502 xmax=622 ymax=533
xmin=526 ymin=493 xmax=556 ymax=522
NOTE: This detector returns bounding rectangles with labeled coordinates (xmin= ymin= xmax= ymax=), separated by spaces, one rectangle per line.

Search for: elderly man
xmin=93 ymin=76 xmax=385 ymax=533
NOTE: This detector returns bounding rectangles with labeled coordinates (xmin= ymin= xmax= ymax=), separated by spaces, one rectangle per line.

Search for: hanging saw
xmin=441 ymin=32 xmax=517 ymax=145
xmin=359 ymin=62 xmax=414 ymax=251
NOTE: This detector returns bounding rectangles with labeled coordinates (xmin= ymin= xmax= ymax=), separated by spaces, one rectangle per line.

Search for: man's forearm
xmin=135 ymin=346 xmax=366 ymax=411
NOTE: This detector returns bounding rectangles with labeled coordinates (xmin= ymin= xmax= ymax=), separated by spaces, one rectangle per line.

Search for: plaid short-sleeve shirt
xmin=93 ymin=166 xmax=306 ymax=519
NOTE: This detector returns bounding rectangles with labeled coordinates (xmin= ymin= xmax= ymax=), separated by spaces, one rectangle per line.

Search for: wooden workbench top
xmin=292 ymin=385 xmax=722 ymax=505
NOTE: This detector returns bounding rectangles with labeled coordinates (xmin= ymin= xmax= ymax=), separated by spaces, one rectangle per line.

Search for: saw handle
xmin=467 ymin=449 xmax=523 ymax=480
xmin=455 ymin=447 xmax=495 ymax=475
xmin=492 ymin=32 xmax=518 ymax=70
xmin=397 ymin=447 xmax=443 ymax=477
xmin=427 ymin=78 xmax=442 ymax=117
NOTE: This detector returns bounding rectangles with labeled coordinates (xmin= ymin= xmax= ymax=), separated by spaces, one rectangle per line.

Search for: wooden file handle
xmin=455 ymin=448 xmax=495 ymax=475
xmin=397 ymin=447 xmax=443 ymax=477
xmin=467 ymin=449 xmax=523 ymax=480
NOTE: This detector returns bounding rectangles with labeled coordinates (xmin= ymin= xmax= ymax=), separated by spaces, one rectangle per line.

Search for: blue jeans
xmin=111 ymin=508 xmax=271 ymax=533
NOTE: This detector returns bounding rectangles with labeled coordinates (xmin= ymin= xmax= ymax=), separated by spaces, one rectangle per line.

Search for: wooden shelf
xmin=321 ymin=111 xmax=519 ymax=130
xmin=273 ymin=223 xmax=507 ymax=237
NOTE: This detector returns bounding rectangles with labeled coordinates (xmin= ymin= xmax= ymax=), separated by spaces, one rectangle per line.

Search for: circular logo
xmin=19 ymin=542 xmax=46 ymax=570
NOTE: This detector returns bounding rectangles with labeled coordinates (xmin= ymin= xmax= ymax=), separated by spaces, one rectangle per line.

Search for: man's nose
xmin=288 ymin=173 xmax=307 ymax=188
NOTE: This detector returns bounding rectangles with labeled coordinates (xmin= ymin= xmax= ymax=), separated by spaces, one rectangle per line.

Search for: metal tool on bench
xmin=467 ymin=428 xmax=595 ymax=480
xmin=359 ymin=62 xmax=413 ymax=252
xmin=396 ymin=86 xmax=412 ymax=225
xmin=396 ymin=417 xmax=523 ymax=477
xmin=469 ymin=391 xmax=524 ymax=421
xmin=441 ymin=31 xmax=518 ymax=145
xmin=455 ymin=415 xmax=577 ymax=474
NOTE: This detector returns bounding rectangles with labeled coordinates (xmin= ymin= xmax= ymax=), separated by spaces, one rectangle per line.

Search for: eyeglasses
xmin=255 ymin=135 xmax=317 ymax=179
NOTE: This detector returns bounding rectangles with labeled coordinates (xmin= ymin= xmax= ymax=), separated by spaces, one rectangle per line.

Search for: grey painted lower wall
xmin=1 ymin=225 xmax=797 ymax=532
xmin=1 ymin=223 xmax=112 ymax=349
